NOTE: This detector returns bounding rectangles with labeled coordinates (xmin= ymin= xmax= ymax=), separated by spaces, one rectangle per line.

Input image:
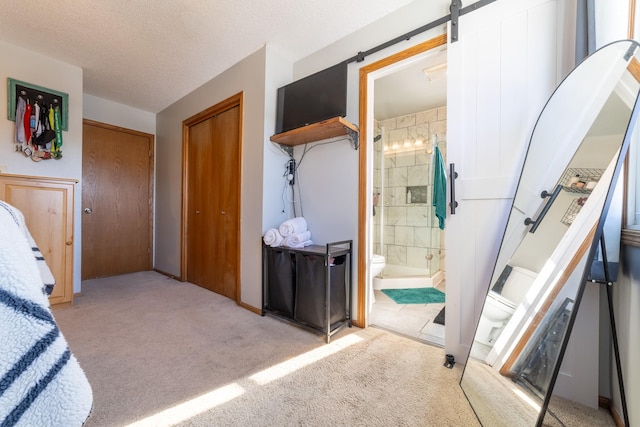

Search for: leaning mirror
xmin=460 ymin=40 xmax=640 ymax=426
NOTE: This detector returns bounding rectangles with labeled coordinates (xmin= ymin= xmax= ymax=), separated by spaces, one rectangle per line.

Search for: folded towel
xmin=263 ymin=228 xmax=284 ymax=247
xmin=283 ymin=231 xmax=312 ymax=248
xmin=279 ymin=217 xmax=307 ymax=237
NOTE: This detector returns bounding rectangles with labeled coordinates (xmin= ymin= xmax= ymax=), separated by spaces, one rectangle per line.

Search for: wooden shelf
xmin=270 ymin=116 xmax=359 ymax=148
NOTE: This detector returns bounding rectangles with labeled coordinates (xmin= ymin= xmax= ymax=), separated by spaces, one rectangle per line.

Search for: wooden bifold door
xmin=183 ymin=93 xmax=242 ymax=301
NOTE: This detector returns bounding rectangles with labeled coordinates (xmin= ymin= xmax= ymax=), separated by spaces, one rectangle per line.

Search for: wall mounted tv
xmin=275 ymin=61 xmax=347 ymax=134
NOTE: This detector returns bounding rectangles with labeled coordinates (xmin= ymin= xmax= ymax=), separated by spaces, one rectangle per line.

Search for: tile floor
xmin=369 ymin=282 xmax=446 ymax=346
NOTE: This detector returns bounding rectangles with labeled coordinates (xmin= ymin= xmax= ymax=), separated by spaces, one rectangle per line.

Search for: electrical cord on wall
xmin=282 ymin=137 xmax=348 ymax=217
xmin=281 ymin=158 xmax=294 ymax=213
xmin=281 ymin=157 xmax=301 ymax=216
xmin=295 ymin=138 xmax=348 ymax=170
xmin=291 ymin=181 xmax=297 ymax=217
xmin=281 ymin=179 xmax=288 ymax=213
xmin=294 ymin=165 xmax=303 ymax=218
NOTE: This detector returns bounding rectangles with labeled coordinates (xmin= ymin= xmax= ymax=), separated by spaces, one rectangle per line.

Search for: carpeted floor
xmin=52 ymin=271 xmax=479 ymax=426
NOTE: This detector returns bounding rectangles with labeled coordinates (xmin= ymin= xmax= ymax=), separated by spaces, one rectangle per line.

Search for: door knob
xmin=195 ymin=210 xmax=200 ymax=214
xmin=221 ymin=211 xmax=226 ymax=215
xmin=84 ymin=207 xmax=92 ymax=214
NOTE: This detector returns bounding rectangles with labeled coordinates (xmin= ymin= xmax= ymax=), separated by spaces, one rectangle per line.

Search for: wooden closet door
xmin=214 ymin=105 xmax=240 ymax=299
xmin=186 ymin=118 xmax=215 ymax=288
xmin=186 ymin=104 xmax=240 ymax=300
xmin=82 ymin=121 xmax=153 ymax=279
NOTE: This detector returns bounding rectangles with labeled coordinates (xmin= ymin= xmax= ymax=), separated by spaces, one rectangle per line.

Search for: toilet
xmin=369 ymin=255 xmax=386 ymax=305
xmin=475 ymin=266 xmax=537 ymax=347
xmin=370 ymin=254 xmax=386 ymax=278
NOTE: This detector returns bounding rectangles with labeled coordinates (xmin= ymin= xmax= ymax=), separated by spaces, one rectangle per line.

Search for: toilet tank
xmin=500 ymin=266 xmax=537 ymax=305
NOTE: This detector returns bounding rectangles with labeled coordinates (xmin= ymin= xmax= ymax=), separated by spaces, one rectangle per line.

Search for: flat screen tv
xmin=275 ymin=62 xmax=347 ymax=134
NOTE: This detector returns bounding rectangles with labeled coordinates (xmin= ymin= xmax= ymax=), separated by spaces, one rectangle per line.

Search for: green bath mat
xmin=381 ymin=287 xmax=445 ymax=304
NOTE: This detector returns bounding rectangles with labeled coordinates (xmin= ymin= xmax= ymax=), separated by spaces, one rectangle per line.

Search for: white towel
xmin=279 ymin=217 xmax=307 ymax=237
xmin=263 ymin=228 xmax=284 ymax=247
xmin=283 ymin=231 xmax=312 ymax=248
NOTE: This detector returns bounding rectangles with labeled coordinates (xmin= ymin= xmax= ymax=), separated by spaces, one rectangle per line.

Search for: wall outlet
xmin=0 ymin=165 xmax=6 ymax=174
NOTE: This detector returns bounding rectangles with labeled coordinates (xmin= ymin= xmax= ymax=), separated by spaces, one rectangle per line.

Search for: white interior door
xmin=445 ymin=0 xmax=563 ymax=361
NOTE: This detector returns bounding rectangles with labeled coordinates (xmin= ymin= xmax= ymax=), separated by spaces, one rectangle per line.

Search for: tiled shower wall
xmin=373 ymin=106 xmax=446 ymax=276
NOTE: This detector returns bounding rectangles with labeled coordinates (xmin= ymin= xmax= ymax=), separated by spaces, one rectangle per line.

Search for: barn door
xmin=445 ymin=0 xmax=562 ymax=361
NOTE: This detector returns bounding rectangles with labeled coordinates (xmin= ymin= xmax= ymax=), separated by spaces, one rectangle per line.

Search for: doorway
xmin=181 ymin=93 xmax=243 ymax=302
xmin=82 ymin=120 xmax=154 ymax=280
xmin=358 ymin=34 xmax=447 ymax=346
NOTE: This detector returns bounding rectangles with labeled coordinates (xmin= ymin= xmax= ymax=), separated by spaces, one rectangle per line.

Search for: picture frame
xmin=7 ymin=78 xmax=68 ymax=131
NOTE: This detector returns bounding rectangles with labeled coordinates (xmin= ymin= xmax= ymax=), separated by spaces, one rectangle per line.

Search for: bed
xmin=0 ymin=201 xmax=92 ymax=426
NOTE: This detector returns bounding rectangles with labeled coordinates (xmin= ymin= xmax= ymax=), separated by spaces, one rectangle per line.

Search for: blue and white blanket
xmin=0 ymin=201 xmax=92 ymax=426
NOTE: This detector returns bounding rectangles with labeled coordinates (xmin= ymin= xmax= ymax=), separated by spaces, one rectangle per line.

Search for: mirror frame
xmin=460 ymin=39 xmax=640 ymax=426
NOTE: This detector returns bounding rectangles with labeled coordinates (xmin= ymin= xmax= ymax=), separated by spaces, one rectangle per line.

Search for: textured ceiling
xmin=0 ymin=0 xmax=416 ymax=113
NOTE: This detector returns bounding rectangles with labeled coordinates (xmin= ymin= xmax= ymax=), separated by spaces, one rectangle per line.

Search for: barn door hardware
xmin=345 ymin=0 xmax=497 ymax=64
xmin=450 ymin=0 xmax=498 ymax=43
xmin=450 ymin=1 xmax=461 ymax=43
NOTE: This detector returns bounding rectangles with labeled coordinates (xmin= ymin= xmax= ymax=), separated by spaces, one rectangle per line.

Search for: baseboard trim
xmin=611 ymin=406 xmax=624 ymax=427
xmin=153 ymin=268 xmax=262 ymax=315
xmin=599 ymin=396 xmax=625 ymax=427
xmin=239 ymin=301 xmax=262 ymax=315
xmin=51 ymin=301 xmax=72 ymax=310
xmin=154 ymin=268 xmax=179 ymax=280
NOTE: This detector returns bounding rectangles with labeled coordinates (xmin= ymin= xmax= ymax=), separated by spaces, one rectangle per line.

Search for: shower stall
xmin=372 ymin=108 xmax=446 ymax=290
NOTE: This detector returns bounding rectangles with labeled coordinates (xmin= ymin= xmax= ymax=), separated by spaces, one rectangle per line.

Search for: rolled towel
xmin=263 ymin=228 xmax=284 ymax=247
xmin=279 ymin=217 xmax=307 ymax=237
xmin=283 ymin=231 xmax=312 ymax=248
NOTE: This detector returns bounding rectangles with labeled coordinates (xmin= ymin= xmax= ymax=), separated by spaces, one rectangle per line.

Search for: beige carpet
xmin=52 ymin=271 xmax=479 ymax=426
xmin=461 ymin=358 xmax=616 ymax=426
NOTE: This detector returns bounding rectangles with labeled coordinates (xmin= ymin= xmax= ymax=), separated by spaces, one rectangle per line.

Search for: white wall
xmin=83 ymin=94 xmax=156 ymax=135
xmin=263 ymin=45 xmax=294 ymax=229
xmin=615 ymin=245 xmax=640 ymax=426
xmin=0 ymin=41 xmax=84 ymax=293
xmin=595 ymin=0 xmax=630 ymax=46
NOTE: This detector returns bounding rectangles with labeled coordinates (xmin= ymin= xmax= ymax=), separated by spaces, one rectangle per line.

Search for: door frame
xmin=180 ymin=92 xmax=243 ymax=304
xmin=356 ymin=34 xmax=447 ymax=328
xmin=81 ymin=119 xmax=155 ymax=278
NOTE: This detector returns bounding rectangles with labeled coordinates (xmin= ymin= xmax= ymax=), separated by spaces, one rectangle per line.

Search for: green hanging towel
xmin=433 ymin=145 xmax=447 ymax=230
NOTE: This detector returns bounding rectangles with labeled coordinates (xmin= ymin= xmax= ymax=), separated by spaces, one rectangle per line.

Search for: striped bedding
xmin=0 ymin=201 xmax=92 ymax=426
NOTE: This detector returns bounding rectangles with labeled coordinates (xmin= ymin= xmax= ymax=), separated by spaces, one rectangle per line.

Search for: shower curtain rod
xmin=345 ymin=0 xmax=497 ymax=64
